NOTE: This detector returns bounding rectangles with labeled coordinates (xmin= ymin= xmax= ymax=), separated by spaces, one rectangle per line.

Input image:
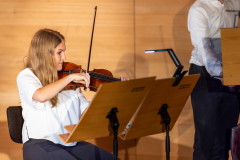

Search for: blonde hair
xmin=26 ymin=29 xmax=65 ymax=107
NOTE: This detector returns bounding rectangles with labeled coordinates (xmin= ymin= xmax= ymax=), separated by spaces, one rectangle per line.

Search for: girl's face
xmin=54 ymin=41 xmax=66 ymax=71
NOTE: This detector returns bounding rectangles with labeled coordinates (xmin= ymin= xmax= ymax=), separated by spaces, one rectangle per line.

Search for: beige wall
xmin=1 ymin=0 xmax=231 ymax=160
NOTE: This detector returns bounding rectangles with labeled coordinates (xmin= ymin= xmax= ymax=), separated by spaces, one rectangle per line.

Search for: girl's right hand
xmin=71 ymin=73 xmax=90 ymax=88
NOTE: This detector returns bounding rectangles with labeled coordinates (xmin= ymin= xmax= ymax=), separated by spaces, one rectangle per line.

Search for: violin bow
xmin=86 ymin=6 xmax=97 ymax=74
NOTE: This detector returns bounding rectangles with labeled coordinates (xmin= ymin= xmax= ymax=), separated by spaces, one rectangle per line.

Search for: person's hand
xmin=219 ymin=71 xmax=223 ymax=78
xmin=227 ymin=85 xmax=236 ymax=92
xmin=121 ymin=74 xmax=130 ymax=81
xmin=72 ymin=73 xmax=90 ymax=88
xmin=219 ymin=71 xmax=224 ymax=84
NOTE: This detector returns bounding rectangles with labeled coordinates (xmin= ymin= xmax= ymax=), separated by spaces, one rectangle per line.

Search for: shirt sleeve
xmin=76 ymin=88 xmax=90 ymax=114
xmin=17 ymin=69 xmax=44 ymax=109
xmin=188 ymin=7 xmax=223 ymax=76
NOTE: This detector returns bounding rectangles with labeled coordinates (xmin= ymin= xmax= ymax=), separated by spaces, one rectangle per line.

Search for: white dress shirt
xmin=17 ymin=68 xmax=90 ymax=146
xmin=188 ymin=0 xmax=240 ymax=76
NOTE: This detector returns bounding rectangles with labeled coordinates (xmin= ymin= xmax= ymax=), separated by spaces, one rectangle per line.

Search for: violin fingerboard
xmin=89 ymin=72 xmax=121 ymax=82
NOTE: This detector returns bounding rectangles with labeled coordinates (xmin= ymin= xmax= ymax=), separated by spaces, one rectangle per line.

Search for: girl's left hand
xmin=121 ymin=74 xmax=130 ymax=81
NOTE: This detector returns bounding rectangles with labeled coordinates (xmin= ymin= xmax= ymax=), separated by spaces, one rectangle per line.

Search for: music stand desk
xmin=119 ymin=74 xmax=200 ymax=140
xmin=221 ymin=28 xmax=240 ymax=85
xmin=59 ymin=77 xmax=156 ymax=143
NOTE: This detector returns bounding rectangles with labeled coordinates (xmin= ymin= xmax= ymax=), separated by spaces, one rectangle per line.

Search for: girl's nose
xmin=62 ymin=53 xmax=66 ymax=60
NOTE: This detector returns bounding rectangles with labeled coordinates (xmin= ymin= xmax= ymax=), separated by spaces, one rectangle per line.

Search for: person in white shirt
xmin=17 ymin=28 xmax=118 ymax=160
xmin=188 ymin=0 xmax=240 ymax=159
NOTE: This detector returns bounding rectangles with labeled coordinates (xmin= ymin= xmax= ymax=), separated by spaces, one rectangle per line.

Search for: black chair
xmin=231 ymin=123 xmax=240 ymax=160
xmin=6 ymin=106 xmax=24 ymax=143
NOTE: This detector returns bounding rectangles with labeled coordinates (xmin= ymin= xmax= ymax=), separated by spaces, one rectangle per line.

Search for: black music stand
xmin=119 ymin=74 xmax=200 ymax=160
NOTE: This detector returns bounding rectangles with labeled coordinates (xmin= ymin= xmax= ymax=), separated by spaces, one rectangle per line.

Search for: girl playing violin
xmin=17 ymin=28 xmax=119 ymax=160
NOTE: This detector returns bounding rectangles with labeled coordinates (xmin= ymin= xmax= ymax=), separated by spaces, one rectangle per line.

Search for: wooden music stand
xmin=221 ymin=28 xmax=240 ymax=85
xmin=59 ymin=76 xmax=156 ymax=159
xmin=118 ymin=74 xmax=200 ymax=159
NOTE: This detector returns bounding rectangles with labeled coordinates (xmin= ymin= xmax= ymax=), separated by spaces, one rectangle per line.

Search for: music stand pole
xmin=158 ymin=104 xmax=171 ymax=160
xmin=106 ymin=108 xmax=119 ymax=160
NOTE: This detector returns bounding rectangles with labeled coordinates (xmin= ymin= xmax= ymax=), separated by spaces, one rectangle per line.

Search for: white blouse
xmin=188 ymin=0 xmax=240 ymax=76
xmin=17 ymin=68 xmax=89 ymax=146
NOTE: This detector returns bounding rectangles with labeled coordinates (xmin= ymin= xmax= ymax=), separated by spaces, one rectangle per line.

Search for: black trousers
xmin=189 ymin=64 xmax=240 ymax=160
xmin=23 ymin=139 xmax=119 ymax=160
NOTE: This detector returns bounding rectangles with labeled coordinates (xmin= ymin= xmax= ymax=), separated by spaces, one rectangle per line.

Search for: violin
xmin=58 ymin=62 xmax=120 ymax=92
